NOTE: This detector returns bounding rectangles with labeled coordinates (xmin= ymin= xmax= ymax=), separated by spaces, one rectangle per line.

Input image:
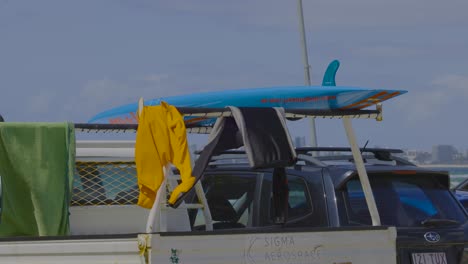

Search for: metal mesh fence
xmin=71 ymin=161 xmax=138 ymax=206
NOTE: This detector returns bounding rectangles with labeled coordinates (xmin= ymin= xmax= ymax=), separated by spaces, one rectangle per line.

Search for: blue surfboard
xmin=88 ymin=60 xmax=406 ymax=125
xmin=88 ymin=86 xmax=405 ymax=125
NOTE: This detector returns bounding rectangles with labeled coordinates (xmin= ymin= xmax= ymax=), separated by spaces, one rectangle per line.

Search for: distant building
xmin=403 ymin=149 xmax=431 ymax=164
xmin=432 ymin=145 xmax=457 ymax=164
xmin=294 ymin=136 xmax=306 ymax=148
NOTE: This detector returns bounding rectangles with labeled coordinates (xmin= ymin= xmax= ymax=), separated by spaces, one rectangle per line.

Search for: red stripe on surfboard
xmin=340 ymin=91 xmax=388 ymax=110
xmin=353 ymin=91 xmax=399 ymax=109
xmin=355 ymin=91 xmax=401 ymax=109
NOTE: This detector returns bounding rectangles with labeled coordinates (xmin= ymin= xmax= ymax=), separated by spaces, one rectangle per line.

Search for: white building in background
xmin=402 ymin=149 xmax=432 ymax=165
xmin=405 ymin=150 xmax=419 ymax=164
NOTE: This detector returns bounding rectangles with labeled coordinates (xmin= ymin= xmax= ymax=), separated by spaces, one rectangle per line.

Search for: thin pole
xmin=343 ymin=118 xmax=381 ymax=226
xmin=297 ymin=0 xmax=318 ymax=148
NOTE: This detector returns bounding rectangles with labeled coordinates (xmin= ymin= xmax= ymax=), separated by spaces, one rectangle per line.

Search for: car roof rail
xmin=194 ymin=150 xmax=250 ymax=167
xmin=295 ymin=147 xmax=404 ymax=155
xmin=296 ymin=147 xmax=416 ymax=166
xmin=194 ymin=147 xmax=416 ymax=167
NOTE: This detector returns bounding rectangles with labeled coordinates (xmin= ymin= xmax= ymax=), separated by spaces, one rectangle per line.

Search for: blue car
xmin=453 ymin=178 xmax=468 ymax=210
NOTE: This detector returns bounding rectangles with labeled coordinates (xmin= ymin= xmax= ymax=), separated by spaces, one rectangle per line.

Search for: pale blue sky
xmin=1 ymin=0 xmax=468 ymax=151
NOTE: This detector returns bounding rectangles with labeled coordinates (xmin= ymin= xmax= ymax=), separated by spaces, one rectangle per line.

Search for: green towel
xmin=0 ymin=122 xmax=75 ymax=237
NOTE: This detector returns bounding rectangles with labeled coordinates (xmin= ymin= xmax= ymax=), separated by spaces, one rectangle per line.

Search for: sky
xmin=1 ymin=0 xmax=468 ymax=151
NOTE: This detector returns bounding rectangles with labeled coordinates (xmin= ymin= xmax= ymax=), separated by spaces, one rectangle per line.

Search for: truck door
xmin=258 ymin=172 xmax=328 ymax=228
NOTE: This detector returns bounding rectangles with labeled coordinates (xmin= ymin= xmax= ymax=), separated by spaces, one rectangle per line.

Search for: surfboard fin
xmin=322 ymin=60 xmax=340 ymax=86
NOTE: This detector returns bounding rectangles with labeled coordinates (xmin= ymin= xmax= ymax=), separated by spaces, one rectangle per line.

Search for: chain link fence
xmin=71 ymin=161 xmax=138 ymax=206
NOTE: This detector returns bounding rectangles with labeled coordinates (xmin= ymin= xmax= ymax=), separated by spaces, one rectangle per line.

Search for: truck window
xmin=261 ymin=174 xmax=322 ymax=227
xmin=189 ymin=173 xmax=257 ymax=230
xmin=287 ymin=176 xmax=313 ymax=218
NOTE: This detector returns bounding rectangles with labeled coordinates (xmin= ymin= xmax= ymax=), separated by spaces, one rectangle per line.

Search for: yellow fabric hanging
xmin=135 ymin=101 xmax=196 ymax=208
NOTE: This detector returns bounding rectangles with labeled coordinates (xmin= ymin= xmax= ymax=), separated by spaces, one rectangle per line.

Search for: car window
xmin=190 ymin=173 xmax=257 ymax=230
xmin=458 ymin=180 xmax=468 ymax=192
xmin=266 ymin=175 xmax=313 ymax=222
xmin=287 ymin=177 xmax=313 ymax=218
xmin=392 ymin=181 xmax=437 ymax=216
xmin=341 ymin=174 xmax=466 ymax=227
xmin=345 ymin=180 xmax=369 ymax=224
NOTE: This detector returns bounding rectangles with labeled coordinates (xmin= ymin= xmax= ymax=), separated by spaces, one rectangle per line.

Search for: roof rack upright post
xmin=138 ymin=97 xmax=144 ymax=117
xmin=342 ymin=118 xmax=381 ymax=226
xmin=145 ymin=166 xmax=169 ymax=233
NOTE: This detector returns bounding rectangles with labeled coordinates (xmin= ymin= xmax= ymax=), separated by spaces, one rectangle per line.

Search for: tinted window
xmin=458 ymin=179 xmax=468 ymax=191
xmin=263 ymin=175 xmax=316 ymax=225
xmin=190 ymin=173 xmax=257 ymax=230
xmin=287 ymin=177 xmax=313 ymax=218
xmin=341 ymin=174 xmax=466 ymax=227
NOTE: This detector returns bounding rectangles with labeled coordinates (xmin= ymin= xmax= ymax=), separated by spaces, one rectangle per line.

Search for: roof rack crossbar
xmin=295 ymin=147 xmax=403 ymax=154
xmin=284 ymin=109 xmax=380 ymax=119
xmin=74 ymin=123 xmax=212 ymax=134
xmin=74 ymin=107 xmax=381 ymax=134
xmin=74 ymin=123 xmax=137 ymax=133
xmin=179 ymin=108 xmax=380 ymax=120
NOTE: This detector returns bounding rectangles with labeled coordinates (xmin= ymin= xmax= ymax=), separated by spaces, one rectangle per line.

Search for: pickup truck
xmin=0 ymin=141 xmax=400 ymax=264
xmin=0 ymin=141 xmax=465 ymax=264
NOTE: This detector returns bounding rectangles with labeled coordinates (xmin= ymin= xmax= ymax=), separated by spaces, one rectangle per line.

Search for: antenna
xmin=360 ymin=140 xmax=370 ymax=155
xmin=357 ymin=140 xmax=370 ymax=163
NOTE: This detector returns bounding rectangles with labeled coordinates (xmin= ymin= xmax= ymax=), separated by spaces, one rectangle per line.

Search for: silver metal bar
xmin=145 ymin=165 xmax=169 ymax=233
xmin=297 ymin=0 xmax=318 ymax=148
xmin=297 ymin=0 xmax=312 ymax=86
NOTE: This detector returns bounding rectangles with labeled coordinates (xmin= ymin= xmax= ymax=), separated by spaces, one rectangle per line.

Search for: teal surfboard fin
xmin=322 ymin=60 xmax=340 ymax=86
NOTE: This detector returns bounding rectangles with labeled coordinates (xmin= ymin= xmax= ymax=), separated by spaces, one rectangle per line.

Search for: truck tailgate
xmin=152 ymin=226 xmax=397 ymax=264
